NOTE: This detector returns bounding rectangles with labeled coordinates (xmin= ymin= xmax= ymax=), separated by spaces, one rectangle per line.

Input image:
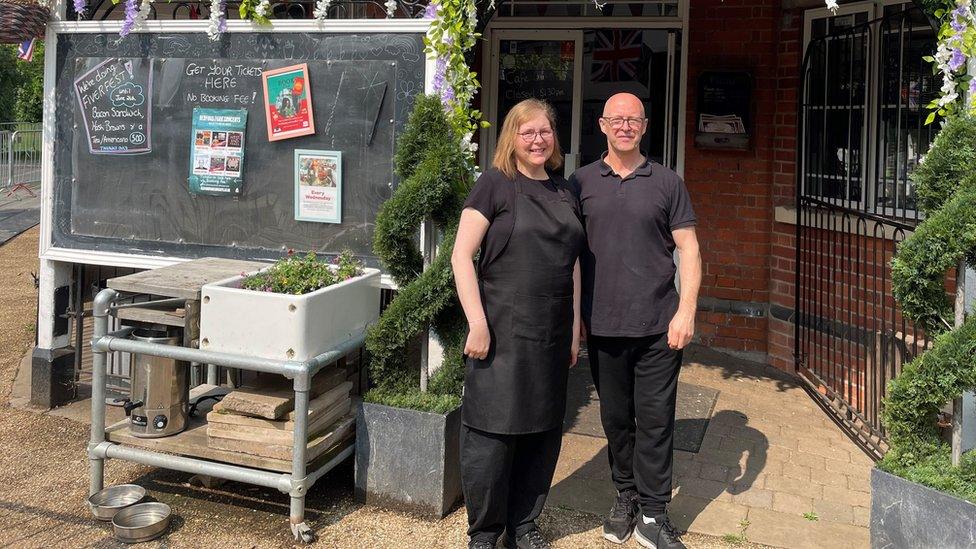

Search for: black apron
xmin=463 ymin=175 xmax=585 ymax=434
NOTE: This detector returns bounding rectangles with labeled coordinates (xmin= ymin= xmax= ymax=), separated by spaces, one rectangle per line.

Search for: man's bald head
xmin=603 ymin=93 xmax=645 ymax=118
xmin=600 ymin=93 xmax=647 ymax=155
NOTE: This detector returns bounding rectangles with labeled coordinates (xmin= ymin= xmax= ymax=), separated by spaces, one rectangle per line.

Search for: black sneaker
xmin=634 ymin=513 xmax=685 ymax=549
xmin=603 ymin=489 xmax=639 ymax=543
xmin=500 ymin=527 xmax=551 ymax=549
xmin=467 ymin=539 xmax=494 ymax=549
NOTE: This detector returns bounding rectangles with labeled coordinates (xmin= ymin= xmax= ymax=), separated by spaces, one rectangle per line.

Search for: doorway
xmin=483 ymin=26 xmax=683 ymax=177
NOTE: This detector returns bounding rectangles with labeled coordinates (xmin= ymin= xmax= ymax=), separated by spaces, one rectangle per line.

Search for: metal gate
xmin=795 ymin=4 xmax=937 ymax=459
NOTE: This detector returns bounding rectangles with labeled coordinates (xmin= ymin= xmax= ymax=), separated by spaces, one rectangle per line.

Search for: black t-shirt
xmin=463 ymin=167 xmax=579 ymax=273
xmin=570 ymin=154 xmax=696 ymax=337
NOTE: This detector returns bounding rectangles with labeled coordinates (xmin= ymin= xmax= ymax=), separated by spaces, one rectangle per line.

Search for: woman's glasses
xmin=517 ymin=129 xmax=554 ymax=142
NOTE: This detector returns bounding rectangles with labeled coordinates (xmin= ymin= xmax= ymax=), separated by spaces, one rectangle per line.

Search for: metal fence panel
xmin=1 ymin=123 xmax=41 ymax=197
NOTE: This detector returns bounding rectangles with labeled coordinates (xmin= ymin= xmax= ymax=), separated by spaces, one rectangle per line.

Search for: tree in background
xmin=0 ymin=43 xmax=45 ymax=123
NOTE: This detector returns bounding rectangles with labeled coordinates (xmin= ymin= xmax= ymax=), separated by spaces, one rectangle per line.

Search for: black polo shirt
xmin=570 ymin=153 xmax=696 ymax=337
xmin=463 ymin=167 xmax=578 ymax=274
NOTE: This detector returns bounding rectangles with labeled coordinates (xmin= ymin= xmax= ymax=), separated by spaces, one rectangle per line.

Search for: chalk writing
xmin=74 ymin=58 xmax=154 ymax=154
xmin=179 ymin=60 xmax=264 ymax=106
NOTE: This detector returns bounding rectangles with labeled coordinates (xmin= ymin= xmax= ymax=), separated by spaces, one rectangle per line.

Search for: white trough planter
xmin=199 ymin=267 xmax=381 ymax=361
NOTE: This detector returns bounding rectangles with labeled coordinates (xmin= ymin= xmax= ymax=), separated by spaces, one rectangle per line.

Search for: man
xmin=570 ymin=93 xmax=701 ymax=549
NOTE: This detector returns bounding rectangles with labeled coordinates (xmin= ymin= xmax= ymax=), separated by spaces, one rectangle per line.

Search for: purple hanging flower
xmin=74 ymin=0 xmax=87 ymax=17
xmin=218 ymin=0 xmax=228 ymax=33
xmin=119 ymin=0 xmax=140 ymax=37
xmin=423 ymin=1 xmax=437 ymax=19
xmin=440 ymin=84 xmax=455 ymax=105
xmin=951 ymin=16 xmax=966 ymax=33
xmin=969 ymin=78 xmax=976 ymax=95
xmin=432 ymin=56 xmax=447 ymax=93
xmin=950 ymin=48 xmax=966 ymax=71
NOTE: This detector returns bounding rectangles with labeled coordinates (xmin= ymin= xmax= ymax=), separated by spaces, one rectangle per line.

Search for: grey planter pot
xmin=355 ymin=402 xmax=462 ymax=518
xmin=871 ymin=467 xmax=976 ymax=548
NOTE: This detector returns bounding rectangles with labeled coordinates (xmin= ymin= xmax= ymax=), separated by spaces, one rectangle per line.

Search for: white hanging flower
xmin=462 ymin=132 xmax=478 ymax=153
xmin=206 ymin=0 xmax=225 ymax=40
xmin=134 ymin=0 xmax=152 ymax=27
xmin=254 ymin=0 xmax=270 ymax=18
xmin=314 ymin=0 xmax=331 ymax=19
xmin=385 ymin=0 xmax=397 ymax=18
xmin=824 ymin=0 xmax=838 ymax=14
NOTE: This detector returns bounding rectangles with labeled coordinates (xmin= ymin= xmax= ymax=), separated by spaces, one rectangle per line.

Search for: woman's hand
xmin=570 ymin=332 xmax=580 ymax=367
xmin=465 ymin=318 xmax=491 ymax=360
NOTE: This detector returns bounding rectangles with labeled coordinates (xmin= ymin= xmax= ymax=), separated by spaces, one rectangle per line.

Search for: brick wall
xmin=766 ymin=7 xmax=804 ymax=373
xmin=685 ymin=0 xmax=803 ymax=365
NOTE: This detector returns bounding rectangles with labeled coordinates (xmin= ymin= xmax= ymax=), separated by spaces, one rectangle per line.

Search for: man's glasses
xmin=517 ymin=129 xmax=554 ymax=142
xmin=601 ymin=117 xmax=647 ymax=129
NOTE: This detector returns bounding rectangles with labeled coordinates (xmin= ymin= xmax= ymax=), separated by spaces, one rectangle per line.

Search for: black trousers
xmin=460 ymin=424 xmax=563 ymax=543
xmin=588 ymin=333 xmax=681 ymax=511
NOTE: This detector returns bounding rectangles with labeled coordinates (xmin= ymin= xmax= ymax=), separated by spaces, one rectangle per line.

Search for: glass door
xmin=486 ymin=31 xmax=584 ymax=177
xmin=579 ymin=29 xmax=681 ymax=169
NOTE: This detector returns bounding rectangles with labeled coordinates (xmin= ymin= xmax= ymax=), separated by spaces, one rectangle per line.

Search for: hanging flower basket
xmin=0 ymin=0 xmax=49 ymax=44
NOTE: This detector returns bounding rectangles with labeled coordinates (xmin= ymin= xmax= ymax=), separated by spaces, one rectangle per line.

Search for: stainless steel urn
xmin=125 ymin=329 xmax=189 ymax=438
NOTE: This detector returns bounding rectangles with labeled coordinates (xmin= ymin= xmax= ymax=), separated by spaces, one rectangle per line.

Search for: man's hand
xmin=464 ymin=319 xmax=491 ymax=360
xmin=667 ymin=309 xmax=695 ymax=350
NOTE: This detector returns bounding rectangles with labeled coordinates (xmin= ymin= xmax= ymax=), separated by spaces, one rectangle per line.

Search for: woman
xmin=451 ymin=99 xmax=584 ymax=549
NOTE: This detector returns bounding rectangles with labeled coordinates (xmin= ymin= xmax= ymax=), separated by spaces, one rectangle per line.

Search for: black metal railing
xmin=795 ymin=4 xmax=936 ymax=459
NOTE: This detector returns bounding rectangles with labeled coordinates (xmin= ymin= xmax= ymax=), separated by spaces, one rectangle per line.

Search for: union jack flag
xmin=590 ymin=30 xmax=645 ymax=83
xmin=17 ymin=39 xmax=36 ymax=62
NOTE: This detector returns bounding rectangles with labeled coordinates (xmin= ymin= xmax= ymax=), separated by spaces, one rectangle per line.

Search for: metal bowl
xmin=112 ymin=502 xmax=171 ymax=544
xmin=87 ymin=484 xmax=147 ymax=521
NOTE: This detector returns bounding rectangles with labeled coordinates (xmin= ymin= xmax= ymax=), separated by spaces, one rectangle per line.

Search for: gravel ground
xmin=0 ymin=228 xmax=769 ymax=548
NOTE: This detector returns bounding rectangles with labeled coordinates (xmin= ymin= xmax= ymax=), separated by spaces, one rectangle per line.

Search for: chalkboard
xmin=74 ymin=57 xmax=154 ymax=154
xmin=53 ymin=32 xmax=426 ymax=264
xmin=695 ymin=71 xmax=752 ymax=150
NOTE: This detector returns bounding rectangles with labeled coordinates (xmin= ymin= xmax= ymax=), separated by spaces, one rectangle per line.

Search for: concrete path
xmin=550 ymin=345 xmax=874 ymax=549
xmin=0 ymin=181 xmax=40 ymax=245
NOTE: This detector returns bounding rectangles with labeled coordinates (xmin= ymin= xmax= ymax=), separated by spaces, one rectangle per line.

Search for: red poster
xmin=262 ymin=63 xmax=316 ymax=141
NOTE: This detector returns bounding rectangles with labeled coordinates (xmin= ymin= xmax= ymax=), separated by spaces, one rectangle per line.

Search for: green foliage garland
xmin=883 ymin=115 xmax=976 ymax=501
xmin=363 ymin=94 xmax=472 ymax=412
xmin=425 ymin=0 xmax=485 ymax=141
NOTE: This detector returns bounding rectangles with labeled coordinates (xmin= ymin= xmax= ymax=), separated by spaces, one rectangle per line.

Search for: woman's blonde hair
xmin=492 ymin=99 xmax=563 ymax=178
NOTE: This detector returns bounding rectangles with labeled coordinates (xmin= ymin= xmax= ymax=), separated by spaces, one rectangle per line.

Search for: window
xmin=802 ymin=2 xmax=937 ymax=221
xmin=495 ymin=0 xmax=679 ymax=18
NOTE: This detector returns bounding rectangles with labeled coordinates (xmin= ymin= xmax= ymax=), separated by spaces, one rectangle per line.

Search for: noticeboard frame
xmin=38 ymin=19 xmax=435 ymax=273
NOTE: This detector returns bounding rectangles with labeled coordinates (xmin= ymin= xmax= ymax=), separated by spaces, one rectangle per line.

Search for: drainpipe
xmin=952 ymin=58 xmax=976 ymax=466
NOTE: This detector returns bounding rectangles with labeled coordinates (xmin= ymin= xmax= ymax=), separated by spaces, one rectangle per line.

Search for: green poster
xmin=189 ymin=107 xmax=247 ymax=196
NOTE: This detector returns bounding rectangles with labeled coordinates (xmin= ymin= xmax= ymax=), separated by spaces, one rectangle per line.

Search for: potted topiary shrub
xmin=199 ymin=250 xmax=381 ymax=361
xmin=872 ymin=114 xmax=976 ymax=547
xmin=354 ymin=93 xmax=472 ymax=518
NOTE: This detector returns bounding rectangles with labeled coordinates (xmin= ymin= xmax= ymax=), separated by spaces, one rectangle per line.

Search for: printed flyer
xmin=294 ymin=149 xmax=342 ymax=224
xmin=188 ymin=108 xmax=247 ymax=196
xmin=262 ymin=63 xmax=315 ymax=141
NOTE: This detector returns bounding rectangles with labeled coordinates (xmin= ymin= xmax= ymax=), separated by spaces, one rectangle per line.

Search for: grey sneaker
xmin=468 ymin=539 xmax=494 ymax=549
xmin=634 ymin=513 xmax=685 ymax=549
xmin=603 ymin=489 xmax=639 ymax=543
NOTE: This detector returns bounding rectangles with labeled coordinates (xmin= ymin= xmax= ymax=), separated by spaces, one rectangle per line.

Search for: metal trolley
xmin=87 ymin=288 xmax=363 ymax=543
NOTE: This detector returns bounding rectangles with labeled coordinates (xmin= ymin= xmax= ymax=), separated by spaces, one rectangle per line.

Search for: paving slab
xmin=551 ymin=345 xmax=874 ymax=548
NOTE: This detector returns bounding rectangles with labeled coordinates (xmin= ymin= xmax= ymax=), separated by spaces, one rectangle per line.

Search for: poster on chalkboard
xmin=262 ymin=63 xmax=315 ymax=142
xmin=73 ymin=58 xmax=153 ymax=154
xmin=294 ymin=149 xmax=342 ymax=224
xmin=188 ymin=108 xmax=247 ymax=196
